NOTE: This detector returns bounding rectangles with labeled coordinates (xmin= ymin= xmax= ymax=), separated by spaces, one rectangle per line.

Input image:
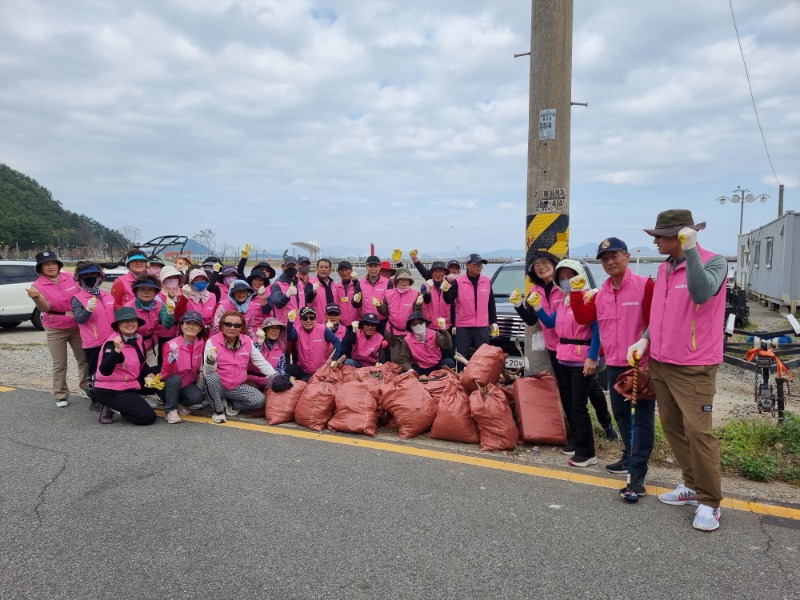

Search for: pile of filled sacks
xmin=263 ymin=345 xmax=569 ymax=452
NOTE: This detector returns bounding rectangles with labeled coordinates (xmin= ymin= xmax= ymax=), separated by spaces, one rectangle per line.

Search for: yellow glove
xmin=583 ymin=288 xmax=599 ymax=302
xmin=353 ymin=292 xmax=362 ymax=303
xmin=415 ymin=294 xmax=423 ymax=306
xmin=409 ymin=249 xmax=419 ymax=261
xmin=527 ymin=292 xmax=542 ymax=310
xmin=212 ymin=262 xmax=222 ymax=272
xmin=372 ymin=297 xmax=381 ymax=308
xmin=508 ymin=288 xmax=522 ymax=307
xmin=490 ymin=323 xmax=500 ymax=338
xmin=391 ymin=248 xmax=402 ymax=262
xmin=165 ymin=297 xmax=175 ymax=315
xmin=569 ymin=274 xmax=586 ymax=290
xmin=436 ymin=317 xmax=446 ymax=329
xmin=86 ymin=297 xmax=97 ymax=312
xmin=144 ymin=373 xmax=165 ymax=390
xmin=440 ymin=280 xmax=451 ymax=292
xmin=241 ymin=243 xmax=251 ymax=259
xmin=287 ymin=309 xmax=297 ymax=323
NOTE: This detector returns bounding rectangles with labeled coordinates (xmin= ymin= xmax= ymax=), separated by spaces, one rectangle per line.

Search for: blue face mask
xmin=192 ymin=281 xmax=208 ymax=292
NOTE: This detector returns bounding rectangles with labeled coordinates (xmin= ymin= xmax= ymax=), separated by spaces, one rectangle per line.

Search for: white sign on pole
xmin=539 ymin=108 xmax=556 ymax=140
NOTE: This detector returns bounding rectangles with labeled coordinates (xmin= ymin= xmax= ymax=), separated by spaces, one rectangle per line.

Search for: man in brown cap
xmin=627 ymin=209 xmax=727 ymax=532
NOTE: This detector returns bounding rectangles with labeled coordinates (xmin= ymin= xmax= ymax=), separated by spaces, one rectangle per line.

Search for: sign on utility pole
xmin=524 ymin=0 xmax=573 ymax=374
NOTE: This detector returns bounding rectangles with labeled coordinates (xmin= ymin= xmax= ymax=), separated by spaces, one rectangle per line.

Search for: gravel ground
xmin=1 ymin=302 xmax=798 ymax=504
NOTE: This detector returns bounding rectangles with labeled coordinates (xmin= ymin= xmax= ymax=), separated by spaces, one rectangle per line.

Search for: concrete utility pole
xmin=524 ymin=0 xmax=573 ymax=374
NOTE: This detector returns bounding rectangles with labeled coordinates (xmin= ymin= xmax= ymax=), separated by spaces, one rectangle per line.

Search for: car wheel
xmin=31 ymin=309 xmax=44 ymax=331
xmin=1 ymin=322 xmax=22 ymax=329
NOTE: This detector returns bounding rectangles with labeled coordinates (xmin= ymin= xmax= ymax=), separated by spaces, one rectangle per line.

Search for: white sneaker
xmin=166 ymin=410 xmax=182 ymax=424
xmin=225 ymin=400 xmax=240 ymax=416
xmin=146 ymin=397 xmax=161 ymax=408
xmin=177 ymin=405 xmax=192 ymax=415
xmin=693 ymin=504 xmax=721 ymax=532
xmin=56 ymin=400 xmax=69 ymax=408
xmin=212 ymin=412 xmax=227 ymax=423
xmin=658 ymin=483 xmax=698 ymax=506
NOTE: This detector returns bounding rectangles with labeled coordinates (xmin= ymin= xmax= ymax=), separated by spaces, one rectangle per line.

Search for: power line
xmin=728 ymin=0 xmax=781 ymax=187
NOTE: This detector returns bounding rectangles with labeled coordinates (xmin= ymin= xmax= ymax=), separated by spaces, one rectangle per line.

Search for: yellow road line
xmin=170 ymin=413 xmax=800 ymax=521
xmin=0 ymin=386 xmax=15 ymax=392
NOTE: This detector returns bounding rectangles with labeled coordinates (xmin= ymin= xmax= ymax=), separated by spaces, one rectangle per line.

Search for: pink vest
xmin=125 ymin=298 xmax=163 ymax=351
xmin=155 ymin=292 xmax=179 ymax=339
xmin=94 ymin=334 xmax=145 ymax=391
xmin=159 ymin=335 xmax=203 ymax=388
xmin=75 ymin=289 xmax=116 ymax=348
xmin=351 ymin=330 xmax=384 ymax=367
xmin=248 ymin=341 xmax=286 ymax=388
xmin=213 ymin=298 xmax=259 ymax=338
xmin=406 ymin=329 xmax=442 ymax=369
xmin=115 ymin=272 xmax=137 ymax=308
xmin=649 ymin=246 xmax=726 ymax=366
xmin=332 ymin=280 xmax=360 ymax=326
xmin=384 ymin=288 xmax=420 ymax=336
xmin=35 ymin=272 xmax=78 ymax=329
xmin=531 ymin=284 xmax=564 ymax=351
xmin=455 ymin=274 xmax=491 ymax=327
xmin=595 ymin=270 xmax=650 ymax=367
xmin=554 ymin=298 xmax=593 ymax=364
xmin=359 ymin=276 xmax=390 ymax=320
xmin=422 ymin=284 xmax=451 ymax=329
xmin=295 ymin=323 xmax=329 ymax=374
xmin=272 ymin=280 xmax=305 ymax=324
xmin=310 ymin=278 xmax=336 ymax=318
xmin=185 ymin=295 xmax=217 ymax=327
xmin=210 ymin=332 xmax=254 ymax=389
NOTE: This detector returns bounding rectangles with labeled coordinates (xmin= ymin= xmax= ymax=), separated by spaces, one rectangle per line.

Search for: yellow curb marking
xmin=0 ymin=386 xmax=16 ymax=392
xmin=164 ymin=412 xmax=800 ymax=521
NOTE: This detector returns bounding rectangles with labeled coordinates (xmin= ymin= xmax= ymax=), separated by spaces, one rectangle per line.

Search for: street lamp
xmin=717 ymin=186 xmax=770 ymax=235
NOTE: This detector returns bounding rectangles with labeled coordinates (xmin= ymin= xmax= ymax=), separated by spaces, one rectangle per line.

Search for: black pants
xmin=285 ymin=362 xmax=313 ymax=383
xmin=454 ymin=326 xmax=490 ymax=360
xmin=94 ymin=387 xmax=157 ymax=426
xmin=411 ymin=358 xmax=456 ymax=376
xmin=84 ymin=346 xmax=102 ymax=400
xmin=562 ymin=366 xmax=598 ymax=460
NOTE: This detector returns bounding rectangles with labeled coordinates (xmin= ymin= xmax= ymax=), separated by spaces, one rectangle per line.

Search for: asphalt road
xmin=1 ymin=388 xmax=798 ymax=600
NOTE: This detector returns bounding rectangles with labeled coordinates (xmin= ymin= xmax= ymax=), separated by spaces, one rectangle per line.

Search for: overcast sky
xmin=2 ymin=0 xmax=798 ymax=257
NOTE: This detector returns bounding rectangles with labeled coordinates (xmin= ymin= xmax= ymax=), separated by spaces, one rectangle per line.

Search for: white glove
xmin=257 ymin=285 xmax=266 ymax=297
xmin=627 ymin=338 xmax=649 ymax=366
xmin=569 ymin=274 xmax=586 ymax=290
xmin=326 ymin=321 xmax=334 ymax=330
xmin=313 ymin=282 xmax=320 ymax=293
xmin=445 ymin=273 xmax=457 ymax=283
xmin=490 ymin=323 xmax=500 ymax=338
xmin=206 ymin=345 xmax=218 ymax=365
xmin=440 ymin=279 xmax=451 ymax=292
xmin=351 ymin=322 xmax=359 ymax=333
xmin=425 ymin=279 xmax=434 ymax=288
xmin=509 ymin=288 xmax=522 ymax=307
xmin=353 ymin=292 xmax=362 ymax=303
xmin=583 ymin=288 xmax=599 ymax=302
xmin=415 ymin=294 xmax=423 ymax=306
xmin=168 ymin=341 xmax=180 ymax=361
xmin=86 ymin=297 xmax=97 ymax=312
xmin=371 ymin=297 xmax=381 ymax=307
xmin=678 ymin=227 xmax=697 ymax=251
xmin=286 ymin=284 xmax=297 ymax=297
xmin=436 ymin=317 xmax=446 ymax=329
xmin=256 ymin=330 xmax=266 ymax=344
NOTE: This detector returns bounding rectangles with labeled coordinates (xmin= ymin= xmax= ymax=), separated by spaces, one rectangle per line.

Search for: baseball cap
xmin=596 ymin=237 xmax=629 ymax=259
xmin=466 ymin=253 xmax=487 ymax=265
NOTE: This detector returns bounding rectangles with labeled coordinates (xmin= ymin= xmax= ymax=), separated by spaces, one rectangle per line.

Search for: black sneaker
xmin=605 ymin=459 xmax=627 ymax=474
xmin=628 ymin=475 xmax=647 ymax=496
xmin=603 ymin=426 xmax=619 ymax=442
xmin=89 ymin=399 xmax=102 ymax=412
xmin=98 ymin=405 xmax=113 ymax=425
xmin=560 ymin=445 xmax=575 ymax=456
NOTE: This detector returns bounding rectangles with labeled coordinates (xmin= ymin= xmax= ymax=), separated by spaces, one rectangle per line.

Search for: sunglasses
xmin=221 ymin=321 xmax=243 ymax=329
xmin=300 ymin=315 xmax=316 ymax=321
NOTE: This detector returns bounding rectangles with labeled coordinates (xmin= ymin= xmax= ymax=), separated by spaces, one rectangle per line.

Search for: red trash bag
xmin=512 ymin=374 xmax=567 ymax=446
xmin=265 ymin=380 xmax=307 ymax=425
xmin=429 ymin=377 xmax=480 ymax=444
xmin=379 ymin=371 xmax=437 ymax=439
xmin=469 ymin=383 xmax=518 ymax=451
xmin=294 ymin=380 xmax=338 ymax=431
xmin=309 ymin=361 xmax=356 ymax=385
xmin=420 ymin=371 xmax=455 ymax=405
xmin=461 ymin=344 xmax=508 ymax=392
xmin=328 ymin=381 xmax=380 ymax=436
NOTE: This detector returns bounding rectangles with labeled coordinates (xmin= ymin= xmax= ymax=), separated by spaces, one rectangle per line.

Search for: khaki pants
xmin=649 ymin=359 xmax=722 ymax=507
xmin=45 ymin=326 xmax=89 ymax=400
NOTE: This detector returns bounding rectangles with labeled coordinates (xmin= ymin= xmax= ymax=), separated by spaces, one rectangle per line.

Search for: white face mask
xmin=411 ymin=323 xmax=426 ymax=336
xmin=559 ymin=278 xmax=572 ymax=292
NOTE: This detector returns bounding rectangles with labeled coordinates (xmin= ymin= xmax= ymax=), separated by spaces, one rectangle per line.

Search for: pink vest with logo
xmin=296 ymin=323 xmax=329 ymax=374
xmin=125 ymin=298 xmax=163 ymax=351
xmin=554 ymin=298 xmax=593 ymax=364
xmin=422 ymin=284 xmax=451 ymax=329
xmin=94 ymin=334 xmax=145 ymax=391
xmin=75 ymin=289 xmax=116 ymax=348
xmin=213 ymin=298 xmax=259 ymax=338
xmin=210 ymin=332 xmax=254 ymax=389
xmin=332 ymin=280 xmax=360 ymax=326
xmin=384 ymin=288 xmax=420 ymax=336
xmin=406 ymin=329 xmax=442 ymax=369
xmin=649 ymin=246 xmax=726 ymax=366
xmin=359 ymin=276 xmax=390 ymax=321
xmin=530 ymin=284 xmax=564 ymax=351
xmin=310 ymin=278 xmax=335 ymax=319
xmin=351 ymin=330 xmax=384 ymax=367
xmin=35 ymin=272 xmax=78 ymax=329
xmin=595 ymin=270 xmax=650 ymax=367
xmin=272 ymin=280 xmax=305 ymax=324
xmin=455 ymin=274 xmax=491 ymax=327
xmin=159 ymin=335 xmax=203 ymax=388
xmin=185 ymin=295 xmax=217 ymax=327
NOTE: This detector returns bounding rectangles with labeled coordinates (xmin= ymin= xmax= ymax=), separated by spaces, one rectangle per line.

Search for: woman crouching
xmin=204 ymin=310 xmax=293 ymax=423
xmin=93 ymin=307 xmax=162 ymax=426
xmin=159 ymin=310 xmax=207 ymax=424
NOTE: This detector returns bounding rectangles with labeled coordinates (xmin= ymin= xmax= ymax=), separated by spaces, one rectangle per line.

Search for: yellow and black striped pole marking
xmin=525 ymin=212 xmax=569 ymax=280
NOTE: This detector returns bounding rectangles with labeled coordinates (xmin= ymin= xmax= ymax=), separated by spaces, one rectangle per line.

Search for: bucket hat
xmin=643 ymin=209 xmax=706 ymax=237
xmin=35 ymin=250 xmax=64 ymax=273
xmin=112 ymin=306 xmax=145 ymax=330
xmin=405 ymin=311 xmax=430 ymax=332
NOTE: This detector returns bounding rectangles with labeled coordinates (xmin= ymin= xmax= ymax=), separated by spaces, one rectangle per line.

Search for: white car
xmin=0 ymin=260 xmax=44 ymax=330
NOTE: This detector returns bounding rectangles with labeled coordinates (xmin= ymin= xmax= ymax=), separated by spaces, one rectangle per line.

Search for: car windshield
xmin=491 ymin=265 xmax=524 ymax=297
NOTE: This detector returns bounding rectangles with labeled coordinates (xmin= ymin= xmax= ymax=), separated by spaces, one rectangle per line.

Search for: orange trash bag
xmin=429 ymin=377 xmax=480 ymax=444
xmin=461 ymin=344 xmax=508 ymax=392
xmin=295 ymin=380 xmax=338 ymax=431
xmin=379 ymin=371 xmax=437 ymax=439
xmin=512 ymin=374 xmax=567 ymax=446
xmin=265 ymin=380 xmax=307 ymax=425
xmin=328 ymin=381 xmax=380 ymax=437
xmin=469 ymin=383 xmax=518 ymax=451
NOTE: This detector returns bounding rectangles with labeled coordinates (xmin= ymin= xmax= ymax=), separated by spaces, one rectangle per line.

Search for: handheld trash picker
xmin=619 ymin=358 xmax=641 ymax=504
